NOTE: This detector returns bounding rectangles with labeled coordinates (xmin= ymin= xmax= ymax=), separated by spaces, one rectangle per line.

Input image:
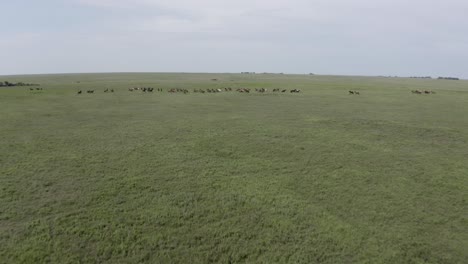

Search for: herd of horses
xmin=67 ymin=87 xmax=304 ymax=94
xmin=128 ymin=87 xmax=161 ymax=92
xmin=123 ymin=87 xmax=302 ymax=94
xmin=29 ymin=87 xmax=440 ymax=96
xmin=31 ymin=87 xmax=356 ymax=95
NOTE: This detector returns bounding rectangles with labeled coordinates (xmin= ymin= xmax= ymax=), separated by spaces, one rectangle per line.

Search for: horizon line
xmin=0 ymin=71 xmax=465 ymax=80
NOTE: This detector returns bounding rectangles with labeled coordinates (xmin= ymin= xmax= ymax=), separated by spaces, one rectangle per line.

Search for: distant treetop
xmin=0 ymin=81 xmax=40 ymax=87
xmin=438 ymin=77 xmax=459 ymax=80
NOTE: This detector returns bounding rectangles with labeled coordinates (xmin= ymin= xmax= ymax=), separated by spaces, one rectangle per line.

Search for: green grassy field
xmin=1 ymin=73 xmax=467 ymax=263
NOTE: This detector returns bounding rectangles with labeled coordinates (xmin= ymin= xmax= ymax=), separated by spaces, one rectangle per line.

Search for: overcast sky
xmin=1 ymin=0 xmax=467 ymax=77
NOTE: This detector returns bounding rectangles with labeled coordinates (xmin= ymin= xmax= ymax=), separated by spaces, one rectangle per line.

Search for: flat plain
xmin=1 ymin=73 xmax=467 ymax=263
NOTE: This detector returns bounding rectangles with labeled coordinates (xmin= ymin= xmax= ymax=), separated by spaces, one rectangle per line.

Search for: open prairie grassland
xmin=1 ymin=73 xmax=467 ymax=263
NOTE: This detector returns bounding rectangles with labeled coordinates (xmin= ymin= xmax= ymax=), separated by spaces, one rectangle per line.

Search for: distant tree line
xmin=409 ymin=76 xmax=432 ymax=79
xmin=241 ymin=72 xmax=256 ymax=74
xmin=0 ymin=81 xmax=40 ymax=87
xmin=437 ymin=77 xmax=459 ymax=80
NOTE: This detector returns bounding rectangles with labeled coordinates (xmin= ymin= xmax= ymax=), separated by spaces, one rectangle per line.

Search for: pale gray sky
xmin=1 ymin=0 xmax=467 ymax=77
